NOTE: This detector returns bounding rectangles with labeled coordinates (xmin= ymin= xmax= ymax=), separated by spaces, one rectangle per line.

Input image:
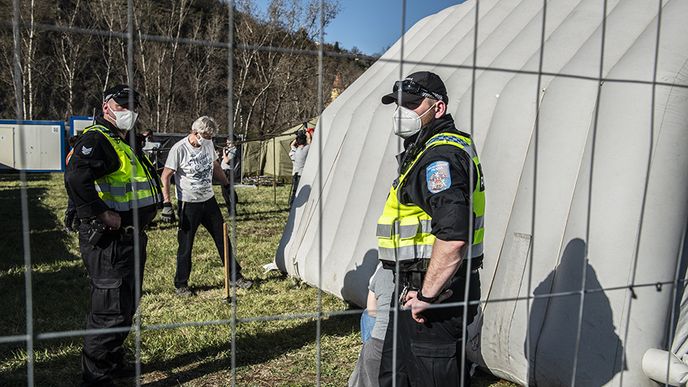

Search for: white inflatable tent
xmin=275 ymin=0 xmax=688 ymax=385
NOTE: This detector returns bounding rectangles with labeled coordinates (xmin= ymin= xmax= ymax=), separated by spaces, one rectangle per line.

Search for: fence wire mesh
xmin=2 ymin=0 xmax=687 ymax=386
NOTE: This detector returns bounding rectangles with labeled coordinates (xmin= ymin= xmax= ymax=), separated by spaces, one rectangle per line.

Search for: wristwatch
xmin=416 ymin=289 xmax=439 ymax=304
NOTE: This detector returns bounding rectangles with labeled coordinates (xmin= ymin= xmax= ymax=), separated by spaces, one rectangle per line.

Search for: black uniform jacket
xmin=65 ymin=116 xmax=158 ymax=225
xmin=396 ymin=114 xmax=482 ymax=244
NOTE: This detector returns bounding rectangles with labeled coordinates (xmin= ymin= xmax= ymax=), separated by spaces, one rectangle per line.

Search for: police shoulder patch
xmin=426 ymin=160 xmax=451 ymax=194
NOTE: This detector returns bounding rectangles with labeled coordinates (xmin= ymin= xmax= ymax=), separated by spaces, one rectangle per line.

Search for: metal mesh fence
xmin=3 ymin=0 xmax=688 ymax=386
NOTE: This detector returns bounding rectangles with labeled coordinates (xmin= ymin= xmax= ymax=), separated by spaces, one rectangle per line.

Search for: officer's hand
xmin=403 ymin=289 xmax=454 ymax=324
xmin=160 ymin=202 xmax=176 ymax=223
xmin=403 ymin=291 xmax=429 ymax=323
xmin=97 ymin=210 xmax=121 ymax=230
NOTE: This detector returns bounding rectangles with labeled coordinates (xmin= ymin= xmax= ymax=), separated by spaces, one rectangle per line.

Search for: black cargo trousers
xmin=174 ymin=197 xmax=243 ymax=289
xmin=379 ymin=270 xmax=481 ymax=387
xmin=78 ymin=222 xmax=147 ymax=386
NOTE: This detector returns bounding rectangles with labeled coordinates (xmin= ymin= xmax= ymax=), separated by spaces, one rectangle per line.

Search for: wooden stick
xmin=223 ymin=222 xmax=230 ymax=299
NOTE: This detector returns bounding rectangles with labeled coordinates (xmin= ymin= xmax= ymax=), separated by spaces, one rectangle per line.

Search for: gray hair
xmin=191 ymin=116 xmax=217 ymax=136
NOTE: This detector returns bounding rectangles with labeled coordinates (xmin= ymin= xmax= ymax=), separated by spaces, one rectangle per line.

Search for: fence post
xmin=223 ymin=222 xmax=230 ymax=300
xmin=273 ymin=136 xmax=277 ymax=204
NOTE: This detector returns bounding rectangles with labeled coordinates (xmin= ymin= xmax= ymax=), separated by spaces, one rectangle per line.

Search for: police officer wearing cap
xmin=65 ymin=84 xmax=162 ymax=386
xmin=376 ymin=72 xmax=485 ymax=387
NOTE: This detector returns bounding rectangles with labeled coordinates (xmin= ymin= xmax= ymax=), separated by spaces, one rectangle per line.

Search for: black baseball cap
xmin=103 ymin=84 xmax=140 ymax=108
xmin=381 ymin=71 xmax=448 ymax=105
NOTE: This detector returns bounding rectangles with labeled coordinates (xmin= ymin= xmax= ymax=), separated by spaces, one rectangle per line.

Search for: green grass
xmin=0 ymin=173 xmax=513 ymax=386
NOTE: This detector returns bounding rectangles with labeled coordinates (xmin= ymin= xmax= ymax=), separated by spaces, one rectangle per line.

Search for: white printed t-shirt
xmin=165 ymin=137 xmax=218 ymax=203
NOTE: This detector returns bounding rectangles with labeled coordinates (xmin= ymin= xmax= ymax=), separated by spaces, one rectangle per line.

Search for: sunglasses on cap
xmin=393 ymin=79 xmax=444 ymax=102
xmin=104 ymin=88 xmax=139 ymax=108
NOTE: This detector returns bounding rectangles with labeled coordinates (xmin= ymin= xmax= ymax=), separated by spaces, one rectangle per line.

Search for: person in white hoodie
xmin=288 ymin=128 xmax=311 ymax=206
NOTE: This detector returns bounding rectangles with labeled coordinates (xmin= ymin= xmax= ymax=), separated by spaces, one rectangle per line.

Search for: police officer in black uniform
xmin=65 ymin=85 xmax=162 ymax=386
xmin=377 ymin=72 xmax=485 ymax=387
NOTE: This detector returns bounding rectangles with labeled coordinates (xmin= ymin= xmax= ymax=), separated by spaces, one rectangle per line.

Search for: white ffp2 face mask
xmin=111 ymin=109 xmax=138 ymax=131
xmin=392 ymin=102 xmax=437 ymax=139
xmin=195 ymin=133 xmax=212 ymax=147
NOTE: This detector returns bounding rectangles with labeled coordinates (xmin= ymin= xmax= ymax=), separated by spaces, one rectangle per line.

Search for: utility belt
xmin=83 ymin=218 xmax=138 ymax=246
xmin=382 ymin=257 xmax=483 ymax=291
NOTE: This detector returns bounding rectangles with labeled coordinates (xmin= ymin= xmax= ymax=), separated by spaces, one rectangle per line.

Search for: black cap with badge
xmin=381 ymin=71 xmax=448 ymax=106
xmin=103 ymin=84 xmax=140 ymax=109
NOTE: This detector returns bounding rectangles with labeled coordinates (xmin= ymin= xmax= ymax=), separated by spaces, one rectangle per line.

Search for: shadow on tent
xmin=275 ymin=184 xmax=311 ymax=272
xmin=526 ymin=238 xmax=626 ymax=385
xmin=341 ymin=249 xmax=379 ymax=307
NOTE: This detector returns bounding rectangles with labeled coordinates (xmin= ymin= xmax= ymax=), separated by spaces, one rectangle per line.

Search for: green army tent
xmin=241 ymin=117 xmax=318 ymax=179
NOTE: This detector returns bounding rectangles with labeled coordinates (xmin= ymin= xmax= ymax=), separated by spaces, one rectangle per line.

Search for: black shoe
xmin=175 ymin=286 xmax=194 ymax=297
xmin=231 ymin=277 xmax=253 ymax=289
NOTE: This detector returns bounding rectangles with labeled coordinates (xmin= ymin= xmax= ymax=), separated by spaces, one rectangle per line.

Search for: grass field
xmin=0 ymin=173 xmax=514 ymax=386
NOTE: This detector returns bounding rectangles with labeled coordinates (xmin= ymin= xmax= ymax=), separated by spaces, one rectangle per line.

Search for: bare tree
xmin=19 ymin=0 xmax=37 ymax=119
xmin=187 ymin=9 xmax=226 ymax=121
xmin=0 ymin=26 xmax=17 ymax=116
xmin=133 ymin=0 xmax=193 ymax=132
xmin=54 ymin=0 xmax=93 ymax=119
xmin=91 ymin=0 xmax=128 ymax=96
xmin=233 ymin=0 xmax=340 ymax=137
xmin=161 ymin=0 xmax=193 ymax=131
xmin=0 ymin=0 xmax=371 ymax=140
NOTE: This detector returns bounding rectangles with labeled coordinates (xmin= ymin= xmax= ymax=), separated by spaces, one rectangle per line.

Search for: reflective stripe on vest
xmin=377 ymin=243 xmax=484 ymax=261
xmin=95 ymin=181 xmax=154 ymax=197
xmin=84 ymin=125 xmax=158 ymax=212
xmin=377 ymin=132 xmax=485 ymax=264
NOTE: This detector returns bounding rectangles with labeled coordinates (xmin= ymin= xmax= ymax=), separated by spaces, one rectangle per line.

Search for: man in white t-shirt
xmin=160 ymin=116 xmax=252 ymax=296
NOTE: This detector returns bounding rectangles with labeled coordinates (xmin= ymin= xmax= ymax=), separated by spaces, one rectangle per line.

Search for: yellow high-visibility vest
xmin=377 ymin=132 xmax=485 ymax=265
xmin=84 ymin=125 xmax=161 ymax=211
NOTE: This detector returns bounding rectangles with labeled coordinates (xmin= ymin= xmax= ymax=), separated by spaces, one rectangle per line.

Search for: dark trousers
xmin=349 ymin=337 xmax=385 ymax=387
xmin=379 ymin=272 xmax=481 ymax=387
xmin=221 ymin=171 xmax=239 ymax=217
xmin=78 ymin=225 xmax=148 ymax=386
xmin=174 ymin=196 xmax=242 ymax=288
xmin=289 ymin=173 xmax=301 ymax=206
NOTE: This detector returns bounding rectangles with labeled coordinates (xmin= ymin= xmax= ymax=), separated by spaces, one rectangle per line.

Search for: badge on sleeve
xmin=426 ymin=160 xmax=451 ymax=194
xmin=81 ymin=146 xmax=93 ymax=155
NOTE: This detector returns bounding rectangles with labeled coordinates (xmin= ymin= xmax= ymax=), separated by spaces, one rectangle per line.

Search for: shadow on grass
xmin=0 ymin=263 xmax=88 ymax=336
xmin=0 ymin=186 xmax=79 ymax=270
xmin=0 ymin=182 xmax=88 ymax=386
xmin=141 ymin=314 xmax=358 ymax=386
xmin=0 ymin=172 xmax=52 ymax=182
xmin=0 ymin=183 xmax=84 ymax=332
xmin=148 ymin=220 xmax=177 ymax=231
xmin=190 ymin=271 xmax=279 ymax=293
xmin=0 ymin=266 xmax=88 ymax=385
xmin=235 ymin=208 xmax=289 ymax=222
xmin=146 ymin=208 xmax=289 ymax=228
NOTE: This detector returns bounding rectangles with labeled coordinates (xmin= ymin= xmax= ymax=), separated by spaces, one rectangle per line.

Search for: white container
xmin=0 ymin=120 xmax=65 ymax=172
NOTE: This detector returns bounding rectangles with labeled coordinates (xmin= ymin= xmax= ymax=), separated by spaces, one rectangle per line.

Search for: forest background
xmin=0 ymin=0 xmax=373 ymax=139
